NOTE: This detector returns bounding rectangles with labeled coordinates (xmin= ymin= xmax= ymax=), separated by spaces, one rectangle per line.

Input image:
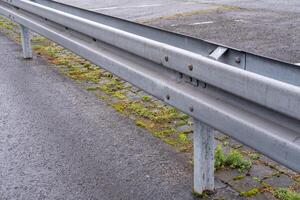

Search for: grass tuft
xmin=274 ymin=188 xmax=300 ymax=200
xmin=215 ymin=145 xmax=252 ymax=172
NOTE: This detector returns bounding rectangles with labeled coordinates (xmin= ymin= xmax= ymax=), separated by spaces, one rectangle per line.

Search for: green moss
xmin=232 ymin=144 xmax=243 ymax=149
xmin=252 ymin=177 xmax=261 ymax=183
xmin=240 ymin=188 xmax=259 ymax=197
xmin=216 ymin=135 xmax=229 ymax=141
xmin=223 ymin=141 xmax=229 ymax=146
xmin=86 ymin=86 xmax=101 ymax=91
xmin=180 ymin=114 xmax=189 ymax=120
xmin=154 ymin=129 xmax=175 ymax=138
xmin=154 ymin=107 xmax=182 ymax=122
xmin=164 ymin=138 xmax=179 ymax=146
xmin=66 ymin=68 xmax=101 ymax=83
xmin=56 ymin=58 xmax=70 ymax=66
xmin=274 ymin=188 xmax=300 ymax=200
xmin=233 ymin=175 xmax=245 ymax=181
xmin=142 ymin=95 xmax=151 ymax=102
xmin=178 ymin=133 xmax=188 ymax=143
xmin=102 ymin=71 xmax=113 ymax=78
xmin=112 ymin=92 xmax=127 ymax=100
xmin=135 ymin=120 xmax=147 ymax=128
xmin=192 ymin=190 xmax=214 ymax=199
xmin=111 ymin=102 xmax=128 ymax=113
xmin=126 ymin=102 xmax=184 ymax=123
xmin=99 ymin=79 xmax=125 ymax=94
xmin=44 ymin=46 xmax=59 ymax=57
xmin=32 ymin=36 xmax=47 ymax=43
xmin=83 ymin=63 xmax=91 ymax=69
xmin=128 ymin=102 xmax=154 ymax=119
xmin=32 ymin=45 xmax=44 ymax=50
xmin=175 ymin=120 xmax=187 ymax=127
xmin=249 ymin=153 xmax=261 ymax=160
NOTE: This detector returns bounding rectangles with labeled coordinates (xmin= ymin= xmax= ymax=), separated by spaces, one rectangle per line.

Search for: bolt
xmin=235 ymin=57 xmax=241 ymax=64
xmin=188 ymin=64 xmax=193 ymax=71
xmin=189 ymin=106 xmax=194 ymax=112
xmin=179 ymin=73 xmax=183 ymax=79
xmin=165 ymin=56 xmax=169 ymax=62
xmin=166 ymin=94 xmax=170 ymax=100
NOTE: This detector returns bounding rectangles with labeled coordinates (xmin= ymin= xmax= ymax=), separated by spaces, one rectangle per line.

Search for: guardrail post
xmin=193 ymin=119 xmax=215 ymax=194
xmin=20 ymin=25 xmax=32 ymax=59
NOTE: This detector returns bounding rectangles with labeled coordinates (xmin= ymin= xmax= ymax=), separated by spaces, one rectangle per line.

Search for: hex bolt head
xmin=189 ymin=106 xmax=194 ymax=112
xmin=235 ymin=57 xmax=241 ymax=64
xmin=166 ymin=94 xmax=170 ymax=100
xmin=188 ymin=64 xmax=193 ymax=71
xmin=165 ymin=56 xmax=169 ymax=62
xmin=179 ymin=73 xmax=183 ymax=79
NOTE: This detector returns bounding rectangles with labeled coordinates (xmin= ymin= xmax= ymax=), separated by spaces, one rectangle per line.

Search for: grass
xmin=274 ymin=188 xmax=300 ymax=200
xmin=142 ymin=95 xmax=151 ymax=102
xmin=215 ymin=145 xmax=252 ymax=172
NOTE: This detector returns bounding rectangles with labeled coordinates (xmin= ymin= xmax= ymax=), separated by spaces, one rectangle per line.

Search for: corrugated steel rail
xmin=0 ymin=0 xmax=299 ymax=194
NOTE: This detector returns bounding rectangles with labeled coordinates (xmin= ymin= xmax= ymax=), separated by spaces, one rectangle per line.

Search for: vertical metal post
xmin=193 ymin=119 xmax=215 ymax=194
xmin=20 ymin=25 xmax=32 ymax=59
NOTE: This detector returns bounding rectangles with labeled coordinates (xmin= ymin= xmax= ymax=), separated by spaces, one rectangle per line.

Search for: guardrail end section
xmin=20 ymin=25 xmax=32 ymax=59
xmin=193 ymin=119 xmax=215 ymax=194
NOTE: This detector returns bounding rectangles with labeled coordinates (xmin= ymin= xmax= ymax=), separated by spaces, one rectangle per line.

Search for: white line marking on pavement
xmin=234 ymin=19 xmax=246 ymax=22
xmin=189 ymin=21 xmax=214 ymax=26
xmin=91 ymin=4 xmax=163 ymax=11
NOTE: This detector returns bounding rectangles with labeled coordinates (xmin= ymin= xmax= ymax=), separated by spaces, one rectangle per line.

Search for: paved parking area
xmin=57 ymin=0 xmax=300 ymax=63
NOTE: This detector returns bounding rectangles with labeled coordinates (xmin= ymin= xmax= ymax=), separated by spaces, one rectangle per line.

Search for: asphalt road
xmin=56 ymin=0 xmax=300 ymax=63
xmin=0 ymin=33 xmax=198 ymax=200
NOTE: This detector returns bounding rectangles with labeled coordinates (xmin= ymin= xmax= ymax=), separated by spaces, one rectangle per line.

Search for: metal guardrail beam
xmin=33 ymin=0 xmax=300 ymax=87
xmin=6 ymin=0 xmax=300 ymax=123
xmin=0 ymin=0 xmax=299 ymax=194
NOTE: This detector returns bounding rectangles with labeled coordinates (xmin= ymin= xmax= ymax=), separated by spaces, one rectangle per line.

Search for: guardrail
xmin=0 ymin=0 xmax=299 ymax=194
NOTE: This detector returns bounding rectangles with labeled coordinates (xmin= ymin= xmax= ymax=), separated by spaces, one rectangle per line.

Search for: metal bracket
xmin=209 ymin=46 xmax=228 ymax=60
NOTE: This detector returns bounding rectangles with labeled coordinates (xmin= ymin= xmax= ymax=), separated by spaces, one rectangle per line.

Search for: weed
xmin=274 ymin=188 xmax=300 ymax=200
xmin=225 ymin=149 xmax=252 ymax=172
xmin=142 ymin=95 xmax=151 ymax=102
xmin=214 ymin=145 xmax=252 ymax=172
xmin=215 ymin=145 xmax=226 ymax=170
